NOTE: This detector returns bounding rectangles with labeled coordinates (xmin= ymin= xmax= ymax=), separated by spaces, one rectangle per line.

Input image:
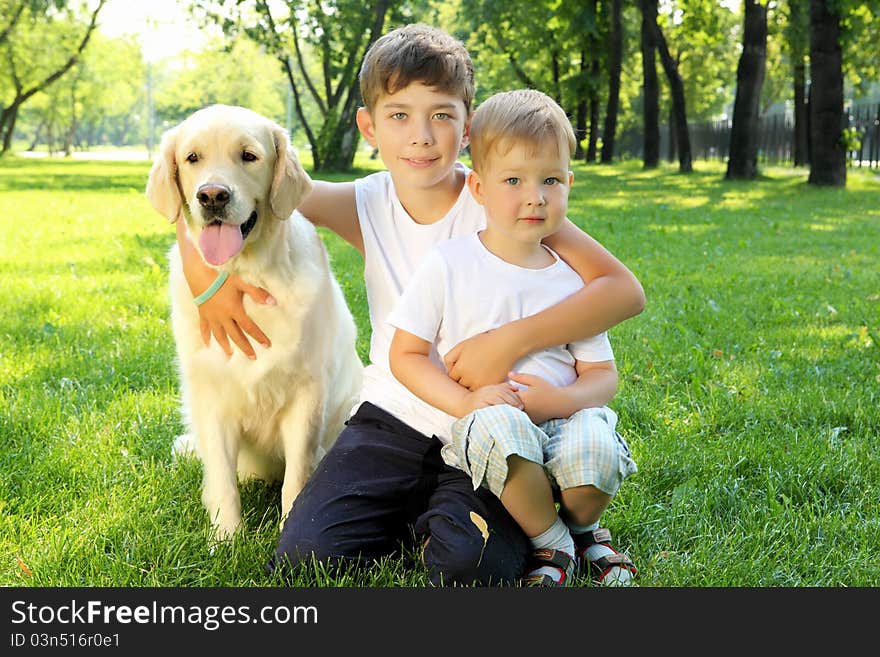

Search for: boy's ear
xmin=568 ymin=170 xmax=574 ymax=186
xmin=466 ymin=170 xmax=485 ymax=205
xmin=460 ymin=114 xmax=471 ymax=151
xmin=356 ymin=107 xmax=377 ymax=148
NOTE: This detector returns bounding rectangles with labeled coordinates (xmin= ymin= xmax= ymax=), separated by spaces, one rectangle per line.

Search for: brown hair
xmin=469 ymin=89 xmax=576 ymax=172
xmin=359 ymin=24 xmax=474 ymax=112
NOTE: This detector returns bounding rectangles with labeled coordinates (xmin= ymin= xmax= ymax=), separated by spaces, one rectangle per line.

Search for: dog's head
xmin=146 ymin=104 xmax=312 ymax=267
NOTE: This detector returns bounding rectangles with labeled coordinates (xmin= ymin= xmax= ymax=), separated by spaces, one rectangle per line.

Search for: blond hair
xmin=359 ymin=23 xmax=474 ymax=113
xmin=469 ymin=89 xmax=576 ymax=172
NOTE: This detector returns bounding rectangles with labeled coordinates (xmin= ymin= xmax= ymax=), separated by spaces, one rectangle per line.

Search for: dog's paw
xmin=171 ymin=433 xmax=198 ymax=461
xmin=210 ymin=518 xmax=242 ymax=545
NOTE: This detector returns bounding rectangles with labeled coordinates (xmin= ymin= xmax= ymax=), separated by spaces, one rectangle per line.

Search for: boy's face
xmin=468 ymin=139 xmax=573 ymax=245
xmin=356 ymin=82 xmax=469 ymax=193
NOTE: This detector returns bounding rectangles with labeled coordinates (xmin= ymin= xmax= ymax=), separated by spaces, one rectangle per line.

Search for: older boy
xmin=175 ymin=24 xmax=644 ymax=585
xmin=389 ymin=89 xmax=638 ymax=586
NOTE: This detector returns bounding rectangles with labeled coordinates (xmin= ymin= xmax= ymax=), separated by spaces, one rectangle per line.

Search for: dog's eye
xmin=185 ymin=153 xmax=198 ymax=164
xmin=242 ymin=151 xmax=257 ymax=162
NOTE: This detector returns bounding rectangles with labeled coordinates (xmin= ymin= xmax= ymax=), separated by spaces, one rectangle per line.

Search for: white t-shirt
xmin=387 ymin=232 xmax=614 ymax=442
xmin=354 ymin=162 xmax=486 ymax=438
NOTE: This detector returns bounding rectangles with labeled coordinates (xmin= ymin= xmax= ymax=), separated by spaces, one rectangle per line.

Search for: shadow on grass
xmin=0 ymin=156 xmax=382 ymax=193
xmin=572 ymin=162 xmax=880 ymax=228
xmin=0 ymin=158 xmax=151 ymax=193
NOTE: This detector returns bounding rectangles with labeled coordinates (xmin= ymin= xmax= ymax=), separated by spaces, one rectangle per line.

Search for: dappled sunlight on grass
xmin=645 ymin=223 xmax=717 ymax=234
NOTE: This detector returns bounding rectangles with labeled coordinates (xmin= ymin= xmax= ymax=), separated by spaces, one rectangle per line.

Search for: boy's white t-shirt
xmin=354 ymin=162 xmax=485 ymax=438
xmin=387 ymin=232 xmax=614 ymax=442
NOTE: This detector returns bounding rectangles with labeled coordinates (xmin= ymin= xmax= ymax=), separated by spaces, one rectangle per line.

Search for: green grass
xmin=1 ymin=154 xmax=878 ymax=587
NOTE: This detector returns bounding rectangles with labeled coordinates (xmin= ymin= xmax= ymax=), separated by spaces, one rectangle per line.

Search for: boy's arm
xmin=297 ymin=180 xmax=364 ymax=255
xmin=389 ymin=329 xmax=523 ymax=417
xmin=176 ymin=217 xmax=273 ymax=358
xmin=177 ymin=180 xmax=364 ymax=357
xmin=509 ymin=359 xmax=618 ymax=425
xmin=444 ymin=219 xmax=645 ymax=390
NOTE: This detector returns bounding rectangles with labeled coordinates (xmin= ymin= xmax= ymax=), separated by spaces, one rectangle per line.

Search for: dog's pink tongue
xmin=199 ymin=224 xmax=243 ymax=266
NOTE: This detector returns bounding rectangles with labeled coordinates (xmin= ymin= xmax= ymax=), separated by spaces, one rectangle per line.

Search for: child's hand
xmin=445 ymin=329 xmax=519 ymax=391
xmin=507 ymin=372 xmax=560 ymax=425
xmin=458 ymin=383 xmax=523 ymax=417
xmin=196 ymin=274 xmax=274 ymax=359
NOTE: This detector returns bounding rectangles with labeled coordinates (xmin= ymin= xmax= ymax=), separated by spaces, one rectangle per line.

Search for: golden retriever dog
xmin=146 ymin=104 xmax=362 ymax=541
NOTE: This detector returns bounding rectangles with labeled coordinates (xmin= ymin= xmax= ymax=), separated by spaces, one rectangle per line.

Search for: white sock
xmin=567 ymin=520 xmax=633 ymax=587
xmin=528 ymin=517 xmax=575 ymax=583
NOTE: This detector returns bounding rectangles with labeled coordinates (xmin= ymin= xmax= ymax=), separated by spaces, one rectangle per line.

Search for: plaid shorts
xmin=444 ymin=405 xmax=638 ymax=498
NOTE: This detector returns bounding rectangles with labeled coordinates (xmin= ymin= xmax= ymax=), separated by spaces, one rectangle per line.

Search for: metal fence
xmin=617 ymin=101 xmax=880 ymax=169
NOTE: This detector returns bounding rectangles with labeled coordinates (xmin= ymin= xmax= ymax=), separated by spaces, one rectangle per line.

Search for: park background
xmin=1 ymin=0 xmax=878 ymax=586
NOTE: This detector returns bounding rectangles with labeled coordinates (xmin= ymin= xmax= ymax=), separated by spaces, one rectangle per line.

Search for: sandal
xmin=574 ymin=527 xmax=637 ymax=586
xmin=522 ymin=548 xmax=576 ymax=587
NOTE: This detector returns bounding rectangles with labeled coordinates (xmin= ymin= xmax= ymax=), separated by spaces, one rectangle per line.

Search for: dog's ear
xmin=145 ymin=125 xmax=182 ymax=222
xmin=270 ymin=125 xmax=313 ymax=220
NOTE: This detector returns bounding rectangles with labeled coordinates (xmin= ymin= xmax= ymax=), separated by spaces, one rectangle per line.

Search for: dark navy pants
xmin=268 ymin=402 xmax=530 ymax=586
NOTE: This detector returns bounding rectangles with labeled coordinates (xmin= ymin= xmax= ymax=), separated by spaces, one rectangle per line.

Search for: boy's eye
xmin=391 ymin=112 xmax=407 ymax=120
xmin=544 ymin=177 xmax=560 ymax=185
xmin=504 ymin=178 xmax=520 ymax=186
xmin=433 ymin=112 xmax=450 ymax=120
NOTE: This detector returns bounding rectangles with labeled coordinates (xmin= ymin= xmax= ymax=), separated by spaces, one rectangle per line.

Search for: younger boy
xmin=388 ymin=89 xmax=638 ymax=586
xmin=175 ymin=24 xmax=645 ymax=585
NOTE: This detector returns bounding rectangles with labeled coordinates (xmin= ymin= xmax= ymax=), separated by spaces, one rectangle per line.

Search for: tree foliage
xmin=190 ymin=0 xmax=412 ymax=171
xmin=152 ymin=36 xmax=287 ymax=128
xmin=0 ymin=0 xmax=105 ymax=154
xmin=17 ymin=31 xmax=145 ymax=154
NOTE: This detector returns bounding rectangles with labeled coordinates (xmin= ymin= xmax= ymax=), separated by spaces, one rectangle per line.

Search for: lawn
xmin=1 ymin=154 xmax=878 ymax=586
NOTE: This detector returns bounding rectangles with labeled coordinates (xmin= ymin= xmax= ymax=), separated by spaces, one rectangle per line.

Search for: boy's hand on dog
xmin=197 ymin=274 xmax=274 ymax=359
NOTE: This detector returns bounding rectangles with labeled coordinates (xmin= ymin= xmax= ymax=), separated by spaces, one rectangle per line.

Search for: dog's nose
xmin=197 ymin=183 xmax=231 ymax=211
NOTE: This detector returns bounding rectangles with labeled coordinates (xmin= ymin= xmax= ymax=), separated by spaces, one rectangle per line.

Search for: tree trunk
xmin=0 ymin=103 xmax=22 ymax=153
xmin=28 ymin=119 xmax=45 ymax=151
xmin=64 ymin=79 xmax=78 ymax=157
xmin=640 ymin=0 xmax=660 ymax=169
xmin=551 ymin=50 xmax=562 ymax=107
xmin=793 ymin=59 xmax=808 ymax=166
xmin=574 ymin=98 xmax=587 ymax=160
xmin=586 ymin=56 xmax=600 ymax=163
xmin=601 ymin=0 xmax=622 ymax=164
xmin=808 ymin=0 xmax=845 ymax=186
xmin=788 ymin=0 xmax=809 ymax=167
xmin=667 ymin=103 xmax=676 ymax=162
xmin=726 ymin=0 xmax=768 ymax=180
xmin=650 ymin=15 xmax=692 ymax=172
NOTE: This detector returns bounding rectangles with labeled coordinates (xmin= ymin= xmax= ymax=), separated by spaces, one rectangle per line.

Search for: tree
xmin=153 ymin=36 xmax=286 ymax=127
xmin=583 ymin=0 xmax=602 ymax=163
xmin=644 ymin=3 xmax=692 ymax=172
xmin=0 ymin=0 xmax=105 ymax=154
xmin=640 ymin=0 xmax=660 ymax=168
xmin=783 ymin=0 xmax=809 ymax=166
xmin=726 ymin=0 xmax=768 ymax=180
xmin=20 ymin=32 xmax=146 ymax=153
xmin=571 ymin=0 xmax=603 ymax=162
xmin=196 ymin=0 xmax=399 ymax=172
xmin=461 ymin=0 xmax=565 ymax=103
xmin=600 ymin=0 xmax=623 ymax=163
xmin=808 ymin=0 xmax=845 ymax=186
